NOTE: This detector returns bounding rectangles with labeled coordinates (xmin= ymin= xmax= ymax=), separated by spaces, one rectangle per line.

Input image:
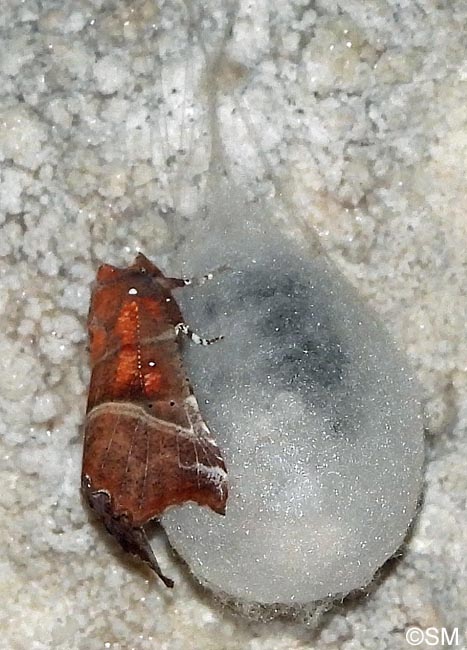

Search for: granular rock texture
xmin=0 ymin=1 xmax=466 ymax=649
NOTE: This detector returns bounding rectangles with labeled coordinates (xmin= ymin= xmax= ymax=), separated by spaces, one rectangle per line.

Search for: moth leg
xmin=158 ymin=276 xmax=186 ymax=291
xmin=175 ymin=322 xmax=223 ymax=346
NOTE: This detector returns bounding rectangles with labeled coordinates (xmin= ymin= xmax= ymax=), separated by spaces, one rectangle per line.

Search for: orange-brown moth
xmin=82 ymin=253 xmax=228 ymax=587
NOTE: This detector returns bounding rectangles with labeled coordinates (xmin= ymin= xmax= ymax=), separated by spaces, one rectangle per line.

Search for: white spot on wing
xmin=128 ymin=287 xmax=138 ymax=295
xmin=196 ymin=464 xmax=227 ymax=487
xmin=180 ymin=463 xmax=227 ymax=492
xmin=185 ymin=394 xmax=199 ymax=409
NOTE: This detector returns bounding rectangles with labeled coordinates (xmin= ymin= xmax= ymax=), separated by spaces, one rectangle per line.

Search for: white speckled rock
xmin=162 ymin=205 xmax=424 ymax=607
xmin=3 ymin=0 xmax=466 ymax=645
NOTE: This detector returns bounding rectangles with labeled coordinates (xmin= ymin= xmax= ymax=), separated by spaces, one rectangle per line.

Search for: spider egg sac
xmin=162 ymin=204 xmax=424 ymax=613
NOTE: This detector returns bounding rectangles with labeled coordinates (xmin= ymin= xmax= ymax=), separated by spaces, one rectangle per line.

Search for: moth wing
xmin=83 ymin=400 xmax=227 ymax=523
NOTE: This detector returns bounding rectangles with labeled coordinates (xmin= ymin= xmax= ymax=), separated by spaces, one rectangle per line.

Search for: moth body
xmin=82 ymin=253 xmax=227 ymax=587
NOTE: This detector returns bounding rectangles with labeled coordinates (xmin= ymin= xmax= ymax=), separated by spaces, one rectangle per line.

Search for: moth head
xmin=131 ymin=253 xmax=164 ymax=278
xmin=96 ymin=263 xmax=120 ymax=283
xmin=95 ymin=254 xmax=165 ymax=286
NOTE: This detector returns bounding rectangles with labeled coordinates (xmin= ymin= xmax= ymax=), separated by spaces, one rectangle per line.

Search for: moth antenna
xmin=182 ymin=264 xmax=232 ymax=288
xmin=175 ymin=322 xmax=223 ymax=346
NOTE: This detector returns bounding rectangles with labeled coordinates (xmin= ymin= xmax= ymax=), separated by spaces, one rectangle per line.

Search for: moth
xmin=82 ymin=253 xmax=228 ymax=587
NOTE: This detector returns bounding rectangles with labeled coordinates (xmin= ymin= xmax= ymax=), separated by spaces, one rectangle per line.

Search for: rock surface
xmin=1 ymin=0 xmax=466 ymax=647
